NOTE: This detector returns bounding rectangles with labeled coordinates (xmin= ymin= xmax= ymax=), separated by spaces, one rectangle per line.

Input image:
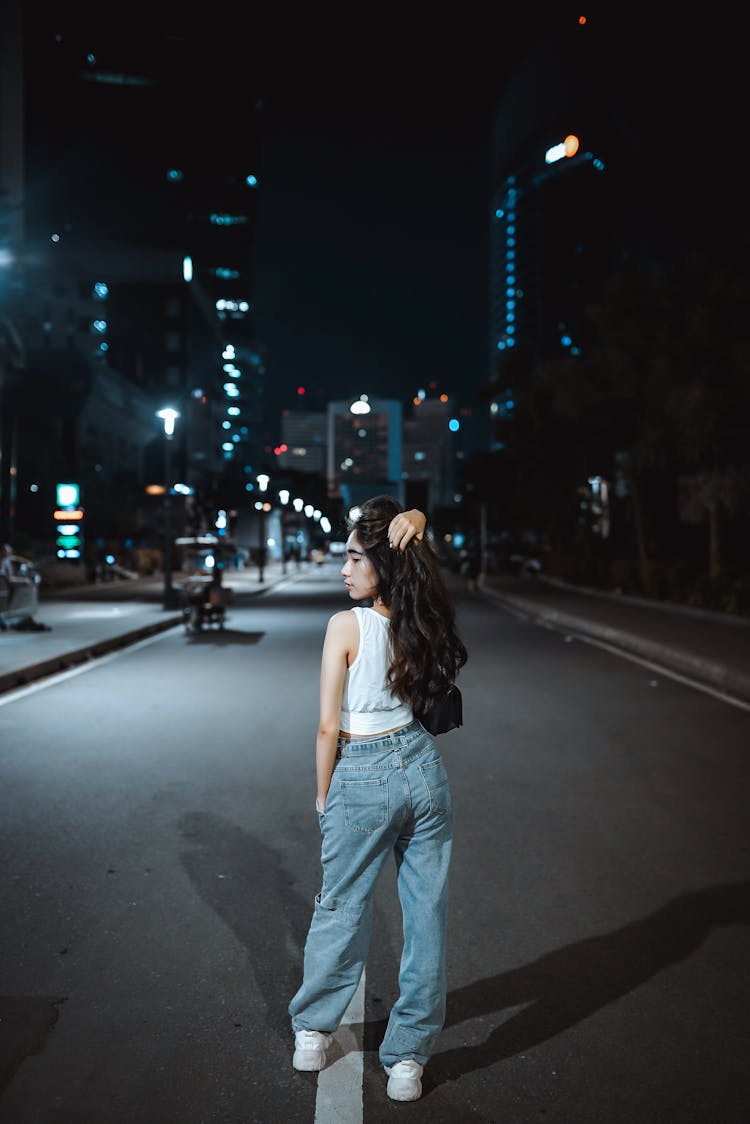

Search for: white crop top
xmin=339 ymin=606 xmax=413 ymax=735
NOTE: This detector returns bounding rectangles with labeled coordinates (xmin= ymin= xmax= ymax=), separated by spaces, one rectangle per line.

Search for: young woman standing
xmin=289 ymin=496 xmax=467 ymax=1101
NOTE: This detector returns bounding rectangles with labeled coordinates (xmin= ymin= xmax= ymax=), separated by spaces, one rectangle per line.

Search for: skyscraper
xmin=1 ymin=4 xmax=264 ymax=549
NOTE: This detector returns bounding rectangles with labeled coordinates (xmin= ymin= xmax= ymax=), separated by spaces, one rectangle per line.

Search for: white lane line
xmin=493 ymin=596 xmax=750 ymax=713
xmin=315 ymin=971 xmax=364 ymax=1124
xmin=0 ymin=627 xmax=178 ymax=706
xmin=562 ymin=630 xmax=750 ymax=713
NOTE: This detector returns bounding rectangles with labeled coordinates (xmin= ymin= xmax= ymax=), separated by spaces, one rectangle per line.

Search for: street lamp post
xmin=256 ymin=473 xmax=269 ymax=583
xmin=279 ymin=489 xmax=290 ymax=575
xmin=157 ymin=407 xmax=179 ymax=609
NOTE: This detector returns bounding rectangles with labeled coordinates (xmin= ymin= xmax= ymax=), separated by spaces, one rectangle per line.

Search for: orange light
xmin=439 ymin=393 xmax=448 ymax=403
xmin=578 ymin=15 xmax=587 ymax=26
xmin=413 ymin=397 xmax=421 ymax=406
xmin=564 ymin=134 xmax=580 ymax=158
xmin=144 ymin=485 xmax=165 ymax=496
xmin=53 ymin=508 xmax=84 ymax=519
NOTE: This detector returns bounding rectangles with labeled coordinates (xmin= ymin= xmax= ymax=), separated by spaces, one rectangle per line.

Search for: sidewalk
xmin=479 ymin=572 xmax=750 ymax=707
xmin=0 ymin=559 xmax=293 ymax=696
xmin=2 ymin=561 xmax=749 ymax=708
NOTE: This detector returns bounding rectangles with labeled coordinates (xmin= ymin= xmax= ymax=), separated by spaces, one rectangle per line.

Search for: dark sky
xmin=252 ymin=87 xmax=501 ymax=432
xmin=246 ymin=12 xmax=745 ymax=442
xmin=238 ymin=9 xmax=549 ymax=438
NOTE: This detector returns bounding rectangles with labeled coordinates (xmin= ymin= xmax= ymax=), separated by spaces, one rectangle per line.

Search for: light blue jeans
xmin=289 ymin=720 xmax=453 ymax=1068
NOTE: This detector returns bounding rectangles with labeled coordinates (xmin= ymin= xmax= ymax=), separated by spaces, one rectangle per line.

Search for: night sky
xmin=32 ymin=8 xmax=742 ymax=444
xmin=252 ymin=87 xmax=501 ymax=430
xmin=246 ymin=12 xmax=745 ymax=441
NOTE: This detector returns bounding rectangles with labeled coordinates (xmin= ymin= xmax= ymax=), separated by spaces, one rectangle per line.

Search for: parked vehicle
xmin=0 ymin=552 xmax=42 ymax=629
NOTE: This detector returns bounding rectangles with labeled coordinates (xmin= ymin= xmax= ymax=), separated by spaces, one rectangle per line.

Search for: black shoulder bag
xmin=419 ymin=678 xmax=463 ymax=736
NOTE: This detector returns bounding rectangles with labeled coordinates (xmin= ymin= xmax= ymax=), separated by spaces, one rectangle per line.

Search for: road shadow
xmin=0 ymin=996 xmax=66 ymax=1093
xmin=183 ymin=629 xmax=265 ymax=646
xmin=177 ymin=814 xmax=750 ymax=1088
xmin=177 ymin=811 xmax=311 ymax=1039
xmin=391 ymin=881 xmax=750 ymax=1085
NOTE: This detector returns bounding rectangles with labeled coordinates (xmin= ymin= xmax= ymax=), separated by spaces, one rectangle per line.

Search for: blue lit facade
xmin=1 ymin=3 xmax=265 ymax=549
xmin=487 ymin=24 xmax=626 ymax=436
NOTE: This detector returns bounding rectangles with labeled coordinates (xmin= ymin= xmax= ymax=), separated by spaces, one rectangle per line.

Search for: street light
xmin=256 ymin=473 xmax=270 ymax=582
xmin=157 ymin=407 xmax=179 ymax=609
xmin=278 ymin=489 xmax=290 ymax=574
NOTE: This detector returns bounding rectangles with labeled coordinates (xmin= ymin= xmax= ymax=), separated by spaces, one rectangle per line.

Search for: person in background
xmin=1 ymin=544 xmax=14 ymax=629
xmin=289 ymin=498 xmax=467 ymax=1102
xmin=1 ymin=543 xmax=13 ymax=580
xmin=459 ymin=542 xmax=481 ymax=592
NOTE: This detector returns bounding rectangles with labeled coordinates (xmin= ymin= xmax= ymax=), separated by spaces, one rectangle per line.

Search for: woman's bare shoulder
xmin=326 ymin=608 xmax=358 ymax=635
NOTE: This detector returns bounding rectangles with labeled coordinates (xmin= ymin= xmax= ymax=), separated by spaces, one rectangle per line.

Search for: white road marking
xmin=560 ymin=629 xmax=750 ymax=713
xmin=0 ymin=627 xmax=177 ymax=706
xmin=494 ymin=597 xmax=750 ymax=713
xmin=315 ymin=971 xmax=365 ymax=1124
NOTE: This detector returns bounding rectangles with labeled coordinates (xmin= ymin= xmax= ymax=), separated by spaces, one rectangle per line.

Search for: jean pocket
xmin=418 ymin=758 xmax=451 ymax=815
xmin=341 ymin=777 xmax=388 ymax=833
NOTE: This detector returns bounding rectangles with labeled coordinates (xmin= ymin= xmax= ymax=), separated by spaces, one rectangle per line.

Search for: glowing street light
xmin=256 ymin=474 xmax=271 ymax=581
xmin=157 ymin=406 xmax=179 ymax=437
xmin=156 ymin=407 xmax=180 ymax=608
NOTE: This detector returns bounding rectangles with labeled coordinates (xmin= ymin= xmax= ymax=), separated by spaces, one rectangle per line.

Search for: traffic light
xmin=54 ymin=482 xmax=84 ymax=559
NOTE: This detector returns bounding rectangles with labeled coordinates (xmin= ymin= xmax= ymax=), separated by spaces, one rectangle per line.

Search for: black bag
xmin=420 ymin=682 xmax=463 ymax=736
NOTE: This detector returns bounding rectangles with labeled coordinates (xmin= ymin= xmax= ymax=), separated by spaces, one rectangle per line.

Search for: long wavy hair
xmin=347 ymin=495 xmax=468 ymax=717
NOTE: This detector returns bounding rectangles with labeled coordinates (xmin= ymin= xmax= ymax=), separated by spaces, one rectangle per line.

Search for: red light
xmin=297 ymin=386 xmax=305 ymax=396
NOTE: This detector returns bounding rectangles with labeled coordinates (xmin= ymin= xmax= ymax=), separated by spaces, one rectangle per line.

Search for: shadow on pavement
xmin=177 ymin=811 xmax=311 ymax=1039
xmin=182 ymin=629 xmax=265 ymax=646
xmin=364 ymin=880 xmax=750 ymax=1083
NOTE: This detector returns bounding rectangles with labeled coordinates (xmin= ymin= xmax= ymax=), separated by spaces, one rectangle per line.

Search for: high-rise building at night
xmin=277 ymin=411 xmax=327 ymax=476
xmin=278 ymin=391 xmax=459 ymax=515
xmin=326 ymin=397 xmax=403 ymax=511
xmin=0 ymin=3 xmax=265 ymax=550
xmin=486 ymin=21 xmax=647 ymax=442
xmin=402 ymin=395 xmax=459 ymax=511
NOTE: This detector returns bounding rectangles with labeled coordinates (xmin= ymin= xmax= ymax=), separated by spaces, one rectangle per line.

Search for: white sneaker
xmin=293 ymin=1029 xmax=332 ymax=1071
xmin=385 ymin=1059 xmax=424 ymax=1101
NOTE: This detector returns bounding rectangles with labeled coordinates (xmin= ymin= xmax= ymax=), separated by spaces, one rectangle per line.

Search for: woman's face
xmin=341 ymin=532 xmax=378 ymax=601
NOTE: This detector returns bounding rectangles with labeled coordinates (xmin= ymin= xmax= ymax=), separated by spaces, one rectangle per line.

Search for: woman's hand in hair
xmin=388 ymin=509 xmax=426 ymax=551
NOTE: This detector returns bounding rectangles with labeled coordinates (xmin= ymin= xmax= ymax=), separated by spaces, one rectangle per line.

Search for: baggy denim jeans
xmin=289 ymin=720 xmax=453 ymax=1068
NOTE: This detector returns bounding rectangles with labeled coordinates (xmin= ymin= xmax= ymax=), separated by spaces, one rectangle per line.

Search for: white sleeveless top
xmin=339 ymin=606 xmax=413 ymax=735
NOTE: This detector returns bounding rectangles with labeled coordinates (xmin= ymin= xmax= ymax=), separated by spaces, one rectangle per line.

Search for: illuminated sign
xmin=54 ymin=482 xmax=83 ymax=559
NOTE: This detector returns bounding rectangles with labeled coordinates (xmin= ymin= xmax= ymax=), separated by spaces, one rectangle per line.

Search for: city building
xmin=0 ymin=4 xmax=265 ymax=559
xmin=326 ymin=396 xmax=403 ymax=511
xmin=402 ymin=393 xmax=459 ymax=511
xmin=277 ymin=410 xmax=327 ymax=476
xmin=487 ymin=24 xmax=621 ymax=433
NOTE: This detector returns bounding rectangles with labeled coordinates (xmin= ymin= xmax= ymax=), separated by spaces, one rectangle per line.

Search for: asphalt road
xmin=1 ymin=563 xmax=748 ymax=1123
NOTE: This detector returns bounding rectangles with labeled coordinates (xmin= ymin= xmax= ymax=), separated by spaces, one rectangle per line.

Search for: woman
xmin=289 ymin=496 xmax=467 ymax=1102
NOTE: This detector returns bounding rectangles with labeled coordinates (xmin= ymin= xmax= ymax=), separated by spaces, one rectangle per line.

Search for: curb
xmin=479 ymin=583 xmax=750 ymax=706
xmin=539 ymin=574 xmax=750 ymax=628
xmin=0 ymin=615 xmax=183 ymax=695
xmin=0 ymin=569 xmax=297 ymax=697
